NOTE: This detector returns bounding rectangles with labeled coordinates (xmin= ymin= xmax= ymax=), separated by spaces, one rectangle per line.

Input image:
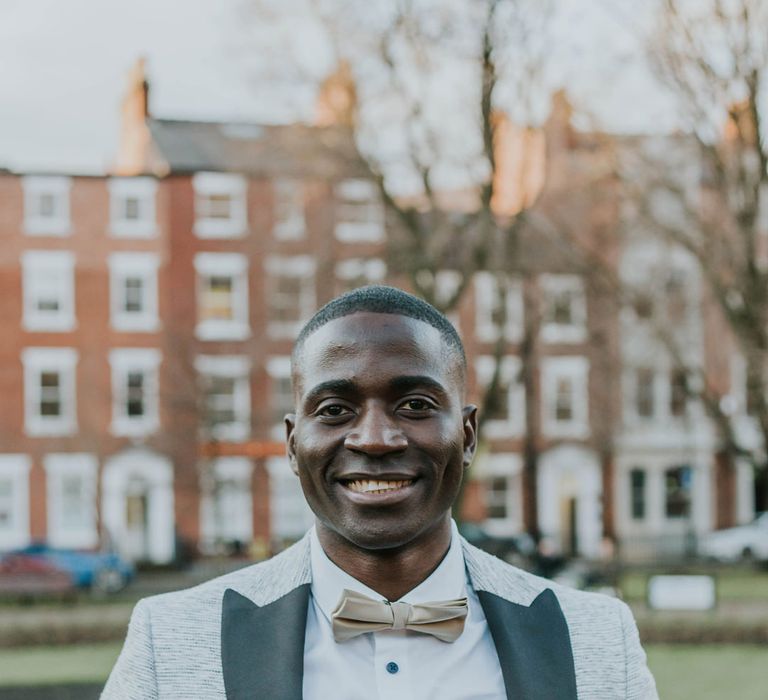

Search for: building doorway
xmin=102 ymin=450 xmax=174 ymax=564
xmin=538 ymin=445 xmax=601 ymax=558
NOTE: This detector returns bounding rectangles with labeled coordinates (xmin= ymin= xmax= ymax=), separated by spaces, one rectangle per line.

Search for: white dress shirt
xmin=303 ymin=521 xmax=507 ymax=700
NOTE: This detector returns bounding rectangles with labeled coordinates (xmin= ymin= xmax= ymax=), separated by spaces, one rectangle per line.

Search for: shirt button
xmin=386 ymin=661 xmax=399 ymax=674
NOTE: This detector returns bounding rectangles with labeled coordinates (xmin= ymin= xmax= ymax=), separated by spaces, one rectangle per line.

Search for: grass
xmin=0 ymin=642 xmax=766 ymax=697
xmin=0 ymin=642 xmax=121 ymax=686
xmin=620 ymin=567 xmax=768 ymax=602
xmin=647 ymin=644 xmax=768 ymax=700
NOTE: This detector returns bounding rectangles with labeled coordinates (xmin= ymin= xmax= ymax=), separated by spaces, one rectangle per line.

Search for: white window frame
xmin=334 ymin=179 xmax=385 ymax=242
xmin=480 ymin=453 xmax=523 ymax=534
xmin=195 ymin=355 xmax=251 ymax=441
xmin=474 ymin=272 xmax=524 ymax=342
xmin=108 ymin=252 xmax=160 ymax=332
xmin=108 ymin=177 xmax=158 ymax=238
xmin=540 ymin=274 xmax=587 ymax=344
xmin=265 ymin=255 xmax=316 ymax=339
xmin=335 ymin=258 xmax=387 ymax=289
xmin=194 ymin=253 xmax=250 ymax=341
xmin=23 ymin=175 xmax=71 ymax=236
xmin=272 ymin=179 xmax=305 ymax=240
xmin=193 ymin=172 xmax=247 ymax=239
xmin=22 ymin=347 xmax=78 ymax=437
xmin=109 ymin=349 xmax=161 ymax=437
xmin=0 ymin=455 xmax=31 ymax=550
xmin=199 ymin=457 xmax=253 ymax=551
xmin=22 ymin=251 xmax=76 ymax=332
xmin=541 ymin=356 xmax=590 ymax=438
xmin=44 ymin=453 xmax=98 ymax=549
xmin=266 ymin=456 xmax=314 ymax=540
xmin=266 ymin=356 xmax=293 ymax=440
xmin=475 ymin=356 xmax=525 ymax=439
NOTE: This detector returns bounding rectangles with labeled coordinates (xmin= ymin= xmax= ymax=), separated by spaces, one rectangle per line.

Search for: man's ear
xmin=285 ymin=413 xmax=298 ymax=475
xmin=462 ymin=405 xmax=478 ymax=468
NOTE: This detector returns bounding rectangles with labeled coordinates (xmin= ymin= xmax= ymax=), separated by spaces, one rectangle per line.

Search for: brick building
xmin=0 ymin=62 xmax=756 ymax=564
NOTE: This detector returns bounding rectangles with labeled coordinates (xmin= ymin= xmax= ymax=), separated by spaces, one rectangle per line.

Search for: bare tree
xmin=239 ymin=0 xmax=563 ymax=536
xmin=626 ymin=0 xmax=768 ymax=510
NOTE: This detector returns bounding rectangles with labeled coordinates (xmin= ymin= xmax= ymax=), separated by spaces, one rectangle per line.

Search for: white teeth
xmin=345 ymin=479 xmax=413 ymax=494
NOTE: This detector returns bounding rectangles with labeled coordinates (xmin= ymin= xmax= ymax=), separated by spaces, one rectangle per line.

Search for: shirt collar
xmin=309 ymin=520 xmax=467 ymax=623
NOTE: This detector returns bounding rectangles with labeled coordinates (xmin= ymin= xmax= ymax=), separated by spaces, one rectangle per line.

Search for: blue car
xmin=7 ymin=543 xmax=134 ymax=594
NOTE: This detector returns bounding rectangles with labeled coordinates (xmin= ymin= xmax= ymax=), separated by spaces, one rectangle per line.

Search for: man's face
xmin=286 ymin=312 xmax=477 ymax=553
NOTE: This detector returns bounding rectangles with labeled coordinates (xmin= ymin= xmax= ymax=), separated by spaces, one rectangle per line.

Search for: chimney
xmin=113 ymin=57 xmax=158 ymax=175
xmin=315 ymin=60 xmax=357 ymax=128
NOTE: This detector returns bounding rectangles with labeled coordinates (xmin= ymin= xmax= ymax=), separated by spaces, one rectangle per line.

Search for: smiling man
xmin=103 ymin=286 xmax=658 ymax=700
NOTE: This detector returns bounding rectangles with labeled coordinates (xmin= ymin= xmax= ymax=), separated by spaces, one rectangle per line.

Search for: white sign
xmin=647 ymin=575 xmax=716 ymax=611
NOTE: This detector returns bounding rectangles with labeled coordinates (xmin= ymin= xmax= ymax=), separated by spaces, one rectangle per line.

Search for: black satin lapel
xmin=478 ymin=588 xmax=577 ymax=700
xmin=221 ymin=584 xmax=310 ymax=700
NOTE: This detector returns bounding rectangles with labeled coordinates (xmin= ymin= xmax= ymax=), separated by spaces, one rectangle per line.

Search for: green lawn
xmin=647 ymin=644 xmax=768 ymax=700
xmin=0 ymin=642 xmax=121 ymax=686
xmin=0 ymin=641 xmax=766 ymax=698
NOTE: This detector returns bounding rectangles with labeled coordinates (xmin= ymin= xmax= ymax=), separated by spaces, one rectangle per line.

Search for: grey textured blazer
xmin=102 ymin=534 xmax=658 ymax=699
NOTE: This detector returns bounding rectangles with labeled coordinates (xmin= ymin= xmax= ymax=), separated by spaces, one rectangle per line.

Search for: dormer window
xmin=193 ymin=173 xmax=247 ymax=238
xmin=23 ymin=176 xmax=71 ymax=236
xmin=109 ymin=177 xmax=157 ymax=238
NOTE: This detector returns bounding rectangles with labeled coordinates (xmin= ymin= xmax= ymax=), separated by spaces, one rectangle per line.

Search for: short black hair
xmin=293 ymin=285 xmax=466 ymax=370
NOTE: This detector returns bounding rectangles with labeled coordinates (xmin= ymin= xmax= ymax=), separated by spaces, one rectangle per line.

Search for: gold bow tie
xmin=330 ymin=588 xmax=468 ymax=643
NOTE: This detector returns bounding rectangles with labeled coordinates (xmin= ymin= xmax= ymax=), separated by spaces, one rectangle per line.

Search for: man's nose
xmin=344 ymin=405 xmax=407 ymax=455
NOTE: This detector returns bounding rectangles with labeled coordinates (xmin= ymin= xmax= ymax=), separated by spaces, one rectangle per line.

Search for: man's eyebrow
xmin=388 ymin=375 xmax=449 ymax=396
xmin=302 ymin=379 xmax=358 ymax=404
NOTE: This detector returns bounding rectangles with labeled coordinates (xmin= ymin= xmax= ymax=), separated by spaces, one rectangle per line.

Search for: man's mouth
xmin=343 ymin=479 xmax=414 ymax=495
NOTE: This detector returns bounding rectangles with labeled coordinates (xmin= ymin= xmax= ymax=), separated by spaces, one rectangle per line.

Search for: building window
xmin=541 ymin=357 xmax=589 ymax=438
xmin=266 ymin=357 xmax=293 ymax=439
xmin=273 ymin=179 xmax=305 ymax=240
xmin=196 ymin=356 xmax=251 ymax=441
xmin=22 ymin=348 xmax=78 ymax=436
xmin=267 ymin=456 xmax=315 ymax=541
xmin=635 ymin=367 xmax=655 ymax=419
xmin=665 ymin=464 xmax=692 ymax=519
xmin=22 ymin=251 xmax=76 ymax=331
xmin=199 ymin=457 xmax=253 ymax=553
xmin=193 ymin=172 xmax=247 ymax=238
xmin=540 ymin=274 xmax=587 ymax=344
xmin=265 ymin=256 xmax=316 ymax=339
xmin=109 ymin=349 xmax=161 ymax=437
xmin=44 ymin=454 xmax=97 ymax=549
xmin=474 ymin=272 xmax=523 ymax=343
xmin=194 ymin=253 xmax=250 ymax=340
xmin=629 ymin=468 xmax=646 ymax=520
xmin=334 ymin=179 xmax=384 ymax=242
xmin=109 ymin=177 xmax=157 ymax=238
xmin=480 ymin=454 xmax=523 ymax=533
xmin=0 ymin=456 xmax=31 ymax=550
xmin=669 ymin=369 xmax=688 ymax=417
xmin=475 ymin=356 xmax=525 ymax=439
xmin=23 ymin=176 xmax=71 ymax=236
xmin=335 ymin=258 xmax=386 ymax=293
xmin=108 ymin=253 xmax=159 ymax=332
xmin=664 ymin=269 xmax=689 ymax=325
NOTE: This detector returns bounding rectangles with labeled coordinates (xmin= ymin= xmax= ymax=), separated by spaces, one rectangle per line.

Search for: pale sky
xmin=0 ymin=0 xmax=671 ymax=174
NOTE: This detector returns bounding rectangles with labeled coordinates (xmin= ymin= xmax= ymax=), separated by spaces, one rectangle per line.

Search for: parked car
xmin=2 ymin=543 xmax=135 ymax=593
xmin=0 ymin=552 xmax=75 ymax=596
xmin=698 ymin=512 xmax=768 ymax=563
xmin=458 ymin=523 xmax=536 ymax=568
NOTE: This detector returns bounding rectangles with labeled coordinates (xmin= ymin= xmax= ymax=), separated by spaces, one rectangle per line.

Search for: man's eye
xmin=317 ymin=404 xmax=351 ymax=418
xmin=400 ymin=398 xmax=434 ymax=412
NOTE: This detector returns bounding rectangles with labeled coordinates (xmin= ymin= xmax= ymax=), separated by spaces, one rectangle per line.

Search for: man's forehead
xmin=292 ymin=312 xmax=463 ymax=386
xmin=297 ymin=312 xmax=437 ymax=358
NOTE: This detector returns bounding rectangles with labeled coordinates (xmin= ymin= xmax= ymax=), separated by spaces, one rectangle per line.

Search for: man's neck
xmin=315 ymin=519 xmax=453 ymax=601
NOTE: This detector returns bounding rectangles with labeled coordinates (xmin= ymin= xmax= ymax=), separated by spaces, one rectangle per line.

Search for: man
xmin=103 ymin=285 xmax=658 ymax=699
